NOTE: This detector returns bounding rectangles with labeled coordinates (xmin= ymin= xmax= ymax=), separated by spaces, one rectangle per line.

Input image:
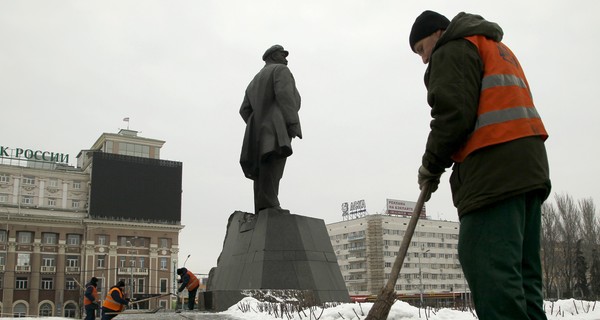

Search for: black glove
xmin=418 ymin=165 xmax=443 ymax=201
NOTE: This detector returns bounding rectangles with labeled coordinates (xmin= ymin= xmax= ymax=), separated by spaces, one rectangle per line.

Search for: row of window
xmin=0 ymin=174 xmax=84 ymax=189
xmin=3 ymin=276 xmax=171 ymax=294
xmin=4 ymin=253 xmax=171 ymax=271
xmin=6 ymin=301 xmax=78 ymax=318
xmin=0 ymin=194 xmax=85 ymax=208
xmin=394 ymin=283 xmax=467 ymax=291
xmin=0 ymin=231 xmax=171 ymax=249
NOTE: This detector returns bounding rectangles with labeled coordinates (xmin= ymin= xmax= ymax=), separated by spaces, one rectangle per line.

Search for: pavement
xmin=114 ymin=310 xmax=244 ymax=319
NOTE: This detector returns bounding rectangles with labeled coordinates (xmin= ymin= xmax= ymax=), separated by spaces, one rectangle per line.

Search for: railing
xmin=117 ymin=267 xmax=149 ymax=275
xmin=15 ymin=265 xmax=31 ymax=272
xmin=348 ymin=246 xmax=366 ymax=252
xmin=41 ymin=266 xmax=57 ymax=273
xmin=348 ymin=234 xmax=366 ymax=241
xmin=65 ymin=266 xmax=80 ymax=273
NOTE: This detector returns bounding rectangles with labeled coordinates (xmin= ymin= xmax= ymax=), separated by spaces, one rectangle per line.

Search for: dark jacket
xmin=239 ymin=62 xmax=302 ymax=180
xmin=422 ymin=12 xmax=551 ymax=216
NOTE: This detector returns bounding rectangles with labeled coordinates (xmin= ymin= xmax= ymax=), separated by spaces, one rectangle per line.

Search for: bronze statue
xmin=239 ymin=44 xmax=302 ymax=214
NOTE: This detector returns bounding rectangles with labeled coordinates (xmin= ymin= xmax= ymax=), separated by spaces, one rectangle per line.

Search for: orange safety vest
xmin=83 ymin=285 xmax=99 ymax=306
xmin=451 ymin=35 xmax=548 ymax=163
xmin=185 ymin=270 xmax=199 ymax=291
xmin=102 ymin=287 xmax=125 ymax=311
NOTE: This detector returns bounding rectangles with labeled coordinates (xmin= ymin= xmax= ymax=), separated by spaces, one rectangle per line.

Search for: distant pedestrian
xmin=409 ymin=10 xmax=550 ymax=320
xmin=177 ymin=267 xmax=200 ymax=310
xmin=83 ymin=277 xmax=99 ymax=320
xmin=101 ymin=280 xmax=129 ymax=320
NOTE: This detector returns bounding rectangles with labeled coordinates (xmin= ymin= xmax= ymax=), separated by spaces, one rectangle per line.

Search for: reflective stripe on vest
xmin=451 ymin=35 xmax=548 ymax=163
xmin=83 ymin=285 xmax=99 ymax=305
xmin=102 ymin=287 xmax=124 ymax=311
xmin=186 ymin=271 xmax=199 ymax=291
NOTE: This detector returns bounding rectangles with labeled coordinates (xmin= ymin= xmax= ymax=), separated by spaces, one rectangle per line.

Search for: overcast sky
xmin=1 ymin=1 xmax=598 ymax=275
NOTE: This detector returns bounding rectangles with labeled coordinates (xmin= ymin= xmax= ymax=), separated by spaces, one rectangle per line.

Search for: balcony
xmin=348 ymin=246 xmax=366 ymax=252
xmin=41 ymin=266 xmax=57 ymax=273
xmin=118 ymin=267 xmax=149 ymax=276
xmin=15 ymin=265 xmax=31 ymax=273
xmin=348 ymin=234 xmax=366 ymax=241
xmin=65 ymin=266 xmax=80 ymax=274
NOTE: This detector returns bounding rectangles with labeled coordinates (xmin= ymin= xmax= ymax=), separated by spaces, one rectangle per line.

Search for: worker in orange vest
xmin=83 ymin=277 xmax=99 ymax=320
xmin=101 ymin=280 xmax=129 ymax=320
xmin=177 ymin=267 xmax=200 ymax=310
xmin=409 ymin=10 xmax=550 ymax=320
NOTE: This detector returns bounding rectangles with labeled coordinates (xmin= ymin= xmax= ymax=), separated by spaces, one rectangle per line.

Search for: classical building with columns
xmin=0 ymin=129 xmax=183 ymax=318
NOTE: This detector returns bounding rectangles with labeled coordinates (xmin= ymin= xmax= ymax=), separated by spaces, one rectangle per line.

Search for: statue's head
xmin=262 ymin=44 xmax=289 ymax=65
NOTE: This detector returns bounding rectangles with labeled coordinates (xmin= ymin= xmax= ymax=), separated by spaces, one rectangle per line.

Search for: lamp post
xmin=126 ymin=238 xmax=138 ymax=298
xmin=418 ymin=246 xmax=430 ymax=308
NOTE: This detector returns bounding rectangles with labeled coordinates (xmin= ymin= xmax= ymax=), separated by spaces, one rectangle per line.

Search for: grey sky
xmin=1 ymin=1 xmax=598 ymax=275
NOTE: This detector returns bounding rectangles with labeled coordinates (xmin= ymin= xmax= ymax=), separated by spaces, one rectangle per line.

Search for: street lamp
xmin=418 ymin=246 xmax=430 ymax=308
xmin=126 ymin=238 xmax=138 ymax=298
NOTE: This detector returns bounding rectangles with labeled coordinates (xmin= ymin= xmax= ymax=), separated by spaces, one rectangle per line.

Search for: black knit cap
xmin=409 ymin=10 xmax=450 ymax=52
xmin=90 ymin=277 xmax=98 ymax=284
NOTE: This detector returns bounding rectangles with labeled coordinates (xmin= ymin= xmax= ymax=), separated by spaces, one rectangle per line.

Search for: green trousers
xmin=458 ymin=192 xmax=547 ymax=320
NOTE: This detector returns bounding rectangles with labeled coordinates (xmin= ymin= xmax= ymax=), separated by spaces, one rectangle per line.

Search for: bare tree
xmin=555 ymin=193 xmax=581 ymax=298
xmin=541 ymin=202 xmax=560 ymax=299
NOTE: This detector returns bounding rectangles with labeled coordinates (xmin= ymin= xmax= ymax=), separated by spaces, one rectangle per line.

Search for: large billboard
xmin=386 ymin=199 xmax=426 ymax=218
xmin=89 ymin=152 xmax=182 ymax=223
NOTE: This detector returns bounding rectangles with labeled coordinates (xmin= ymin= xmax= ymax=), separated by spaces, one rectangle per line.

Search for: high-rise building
xmin=327 ymin=208 xmax=470 ymax=306
xmin=0 ymin=129 xmax=183 ymax=317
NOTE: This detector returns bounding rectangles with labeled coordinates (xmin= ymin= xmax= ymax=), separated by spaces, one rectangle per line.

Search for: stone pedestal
xmin=205 ymin=209 xmax=350 ymax=311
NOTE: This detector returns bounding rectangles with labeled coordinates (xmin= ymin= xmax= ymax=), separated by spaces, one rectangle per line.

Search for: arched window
xmin=39 ymin=302 xmax=53 ymax=316
xmin=64 ymin=303 xmax=77 ymax=318
xmin=13 ymin=302 xmax=27 ymax=317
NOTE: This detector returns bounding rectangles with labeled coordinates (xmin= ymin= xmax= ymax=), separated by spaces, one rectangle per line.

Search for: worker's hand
xmin=418 ymin=165 xmax=443 ymax=201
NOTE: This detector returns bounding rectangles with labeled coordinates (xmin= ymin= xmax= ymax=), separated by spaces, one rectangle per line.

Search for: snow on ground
xmin=3 ymin=298 xmax=600 ymax=320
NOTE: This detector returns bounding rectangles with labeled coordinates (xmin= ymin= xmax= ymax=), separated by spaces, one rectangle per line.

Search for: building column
xmin=30 ymin=241 xmax=41 ymax=314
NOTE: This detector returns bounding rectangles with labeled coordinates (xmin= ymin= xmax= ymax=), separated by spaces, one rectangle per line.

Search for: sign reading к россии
xmin=0 ymin=145 xmax=69 ymax=164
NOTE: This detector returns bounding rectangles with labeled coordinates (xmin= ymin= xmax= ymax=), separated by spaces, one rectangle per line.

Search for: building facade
xmin=0 ymin=129 xmax=183 ymax=317
xmin=327 ymin=213 xmax=470 ymax=304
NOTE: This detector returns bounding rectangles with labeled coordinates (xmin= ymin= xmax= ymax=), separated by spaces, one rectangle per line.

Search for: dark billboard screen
xmin=89 ymin=152 xmax=182 ymax=223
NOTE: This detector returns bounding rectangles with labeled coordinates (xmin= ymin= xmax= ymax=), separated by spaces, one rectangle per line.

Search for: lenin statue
xmin=239 ymin=44 xmax=302 ymax=214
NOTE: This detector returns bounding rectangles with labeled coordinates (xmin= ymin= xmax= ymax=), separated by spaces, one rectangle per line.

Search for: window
xmin=67 ymin=234 xmax=80 ymax=245
xmin=16 ymin=277 xmax=28 ymax=289
xmin=139 ymin=257 xmax=145 ymax=268
xmin=14 ymin=302 xmax=27 ymax=317
xmin=159 ymin=238 xmax=169 ymax=248
xmin=65 ymin=279 xmax=76 ymax=290
xmin=21 ymin=195 xmax=33 ymax=205
xmin=39 ymin=303 xmax=53 ymax=317
xmin=0 ymin=174 xmax=9 ymax=183
xmin=73 ymin=181 xmax=81 ymax=189
xmin=66 ymin=256 xmax=78 ymax=267
xmin=42 ymin=257 xmax=55 ymax=267
xmin=41 ymin=278 xmax=54 ymax=290
xmin=0 ymin=230 xmax=6 ymax=242
xmin=72 ymin=200 xmax=80 ymax=208
xmin=48 ymin=179 xmax=58 ymax=188
xmin=97 ymin=235 xmax=108 ymax=245
xmin=97 ymin=255 xmax=105 ymax=268
xmin=160 ymin=279 xmax=168 ymax=293
xmin=22 ymin=175 xmax=35 ymax=185
xmin=64 ymin=303 xmax=77 ymax=318
xmin=47 ymin=198 xmax=56 ymax=206
xmin=18 ymin=231 xmax=33 ymax=244
xmin=43 ymin=232 xmax=58 ymax=244
xmin=120 ymin=256 xmax=126 ymax=268
xmin=0 ymin=193 xmax=7 ymax=203
xmin=160 ymin=257 xmax=168 ymax=270
xmin=137 ymin=278 xmax=145 ymax=293
xmin=0 ymin=254 xmax=5 ymax=266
